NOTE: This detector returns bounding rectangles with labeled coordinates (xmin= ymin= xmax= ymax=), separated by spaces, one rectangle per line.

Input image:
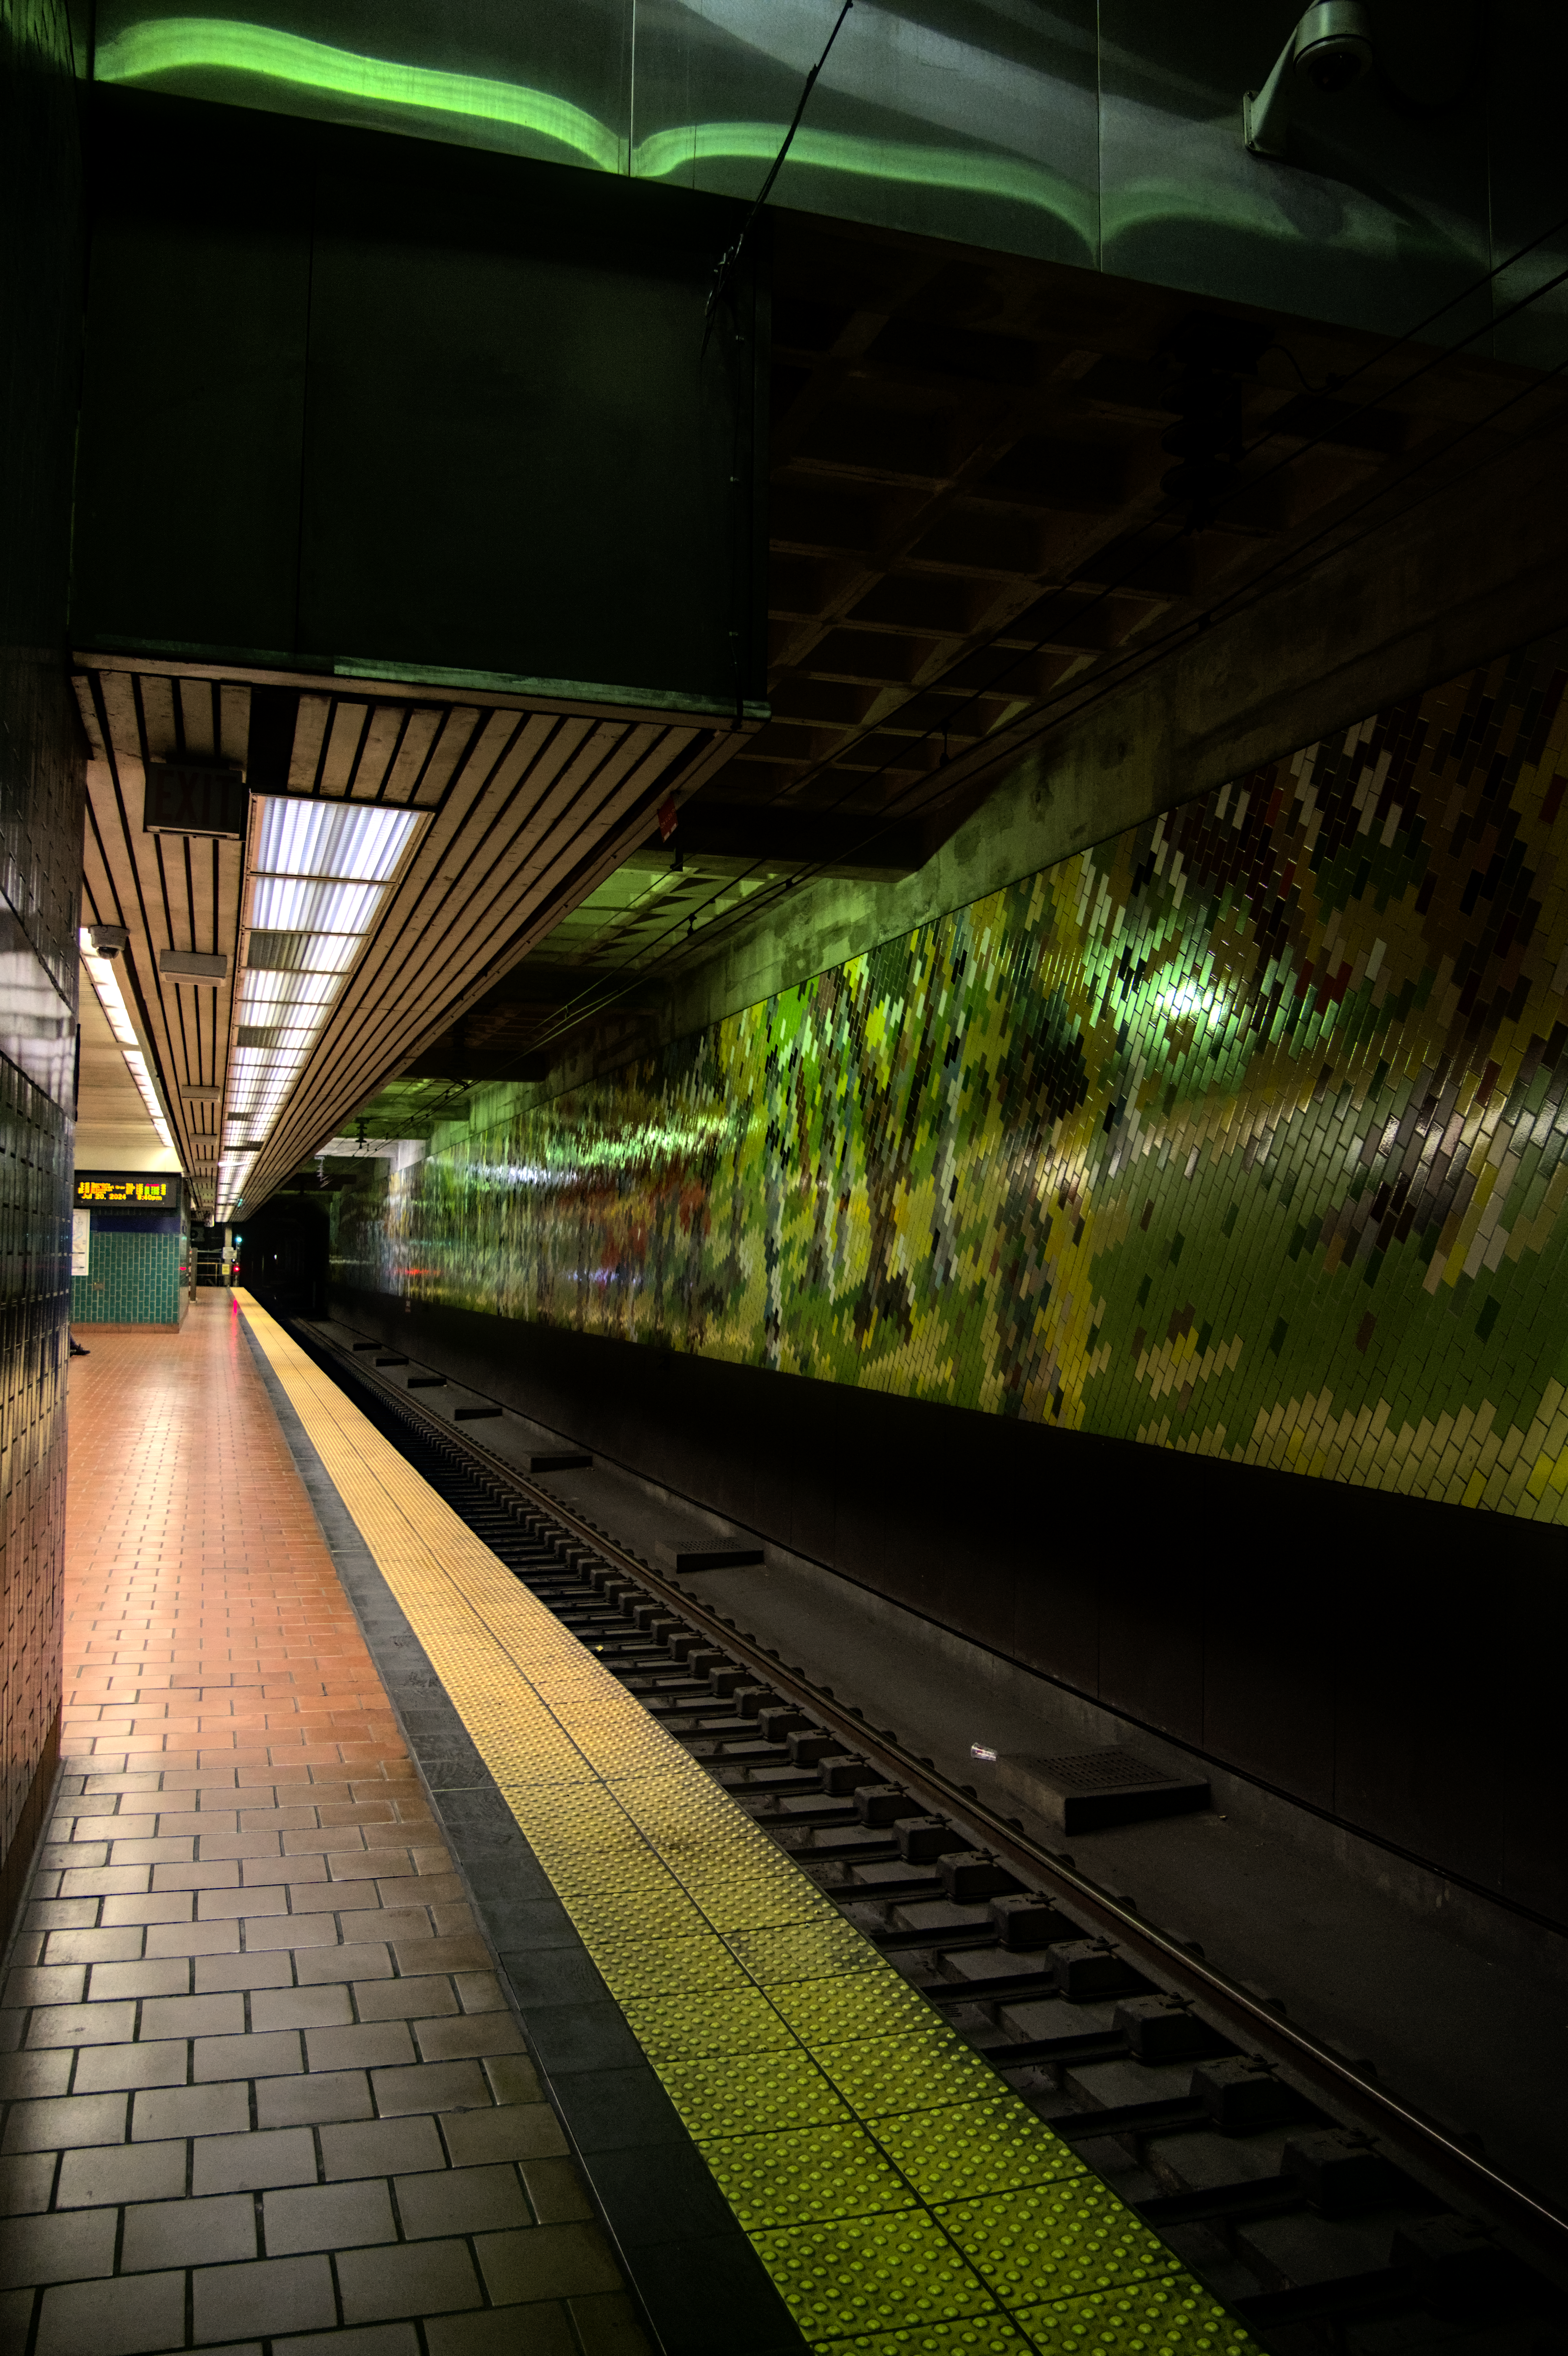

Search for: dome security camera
xmin=1244 ymin=2 xmax=1374 ymax=157
xmin=87 ymin=923 xmax=130 ymax=960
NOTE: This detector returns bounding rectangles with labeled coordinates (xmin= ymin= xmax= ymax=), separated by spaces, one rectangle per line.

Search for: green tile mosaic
xmin=337 ymin=633 xmax=1568 ymax=1519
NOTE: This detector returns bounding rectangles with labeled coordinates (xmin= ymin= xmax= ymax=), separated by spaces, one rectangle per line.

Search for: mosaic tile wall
xmin=0 ymin=0 xmax=86 ymax=1924
xmin=72 ymin=1222 xmax=189 ymax=1327
xmin=338 ymin=630 xmax=1568 ymax=1523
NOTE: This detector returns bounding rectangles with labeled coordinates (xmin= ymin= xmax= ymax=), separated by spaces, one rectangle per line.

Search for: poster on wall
xmin=71 ymin=1210 xmax=90 ymax=1276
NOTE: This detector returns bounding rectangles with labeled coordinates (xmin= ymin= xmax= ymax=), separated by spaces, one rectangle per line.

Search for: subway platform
xmin=0 ymin=1295 xmax=1258 ymax=2356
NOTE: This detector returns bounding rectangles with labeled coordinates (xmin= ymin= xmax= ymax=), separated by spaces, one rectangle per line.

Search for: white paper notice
xmin=72 ymin=1209 xmax=91 ymax=1277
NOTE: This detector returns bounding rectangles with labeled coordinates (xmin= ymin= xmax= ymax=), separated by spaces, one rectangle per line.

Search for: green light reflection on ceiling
xmin=95 ymin=19 xmax=1477 ymax=313
xmin=95 ymin=17 xmax=625 ymax=169
xmin=94 ymin=17 xmax=1095 ymax=245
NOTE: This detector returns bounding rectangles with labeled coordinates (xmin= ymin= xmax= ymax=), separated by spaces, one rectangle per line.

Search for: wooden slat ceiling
xmin=73 ymin=665 xmax=747 ymax=1213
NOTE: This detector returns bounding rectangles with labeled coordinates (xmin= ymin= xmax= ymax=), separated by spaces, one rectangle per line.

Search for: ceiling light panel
xmin=249 ymin=876 xmax=383 ymax=932
xmin=80 ymin=933 xmax=175 ymax=1151
xmin=217 ymin=796 xmax=423 ymax=1218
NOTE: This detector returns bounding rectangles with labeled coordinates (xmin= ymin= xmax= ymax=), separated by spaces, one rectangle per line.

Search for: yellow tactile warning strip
xmin=238 ymin=1295 xmax=1256 ymax=2356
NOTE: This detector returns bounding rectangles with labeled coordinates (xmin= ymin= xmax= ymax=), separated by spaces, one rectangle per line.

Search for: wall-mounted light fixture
xmin=1243 ymin=1 xmax=1374 ymax=157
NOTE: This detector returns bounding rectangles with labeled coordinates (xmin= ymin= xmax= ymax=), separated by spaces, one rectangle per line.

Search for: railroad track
xmin=293 ymin=1316 xmax=1568 ymax=2352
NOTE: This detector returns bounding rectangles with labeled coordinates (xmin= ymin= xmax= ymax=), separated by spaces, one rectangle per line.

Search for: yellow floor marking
xmin=239 ymin=1296 xmax=1255 ymax=2354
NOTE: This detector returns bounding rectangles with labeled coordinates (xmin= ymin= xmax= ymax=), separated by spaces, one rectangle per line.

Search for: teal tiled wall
xmin=73 ymin=1226 xmax=187 ymax=1326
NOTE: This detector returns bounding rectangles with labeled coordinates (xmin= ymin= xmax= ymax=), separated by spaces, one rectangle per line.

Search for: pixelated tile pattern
xmin=240 ymin=1295 xmax=1257 ymax=2353
xmin=337 ymin=632 xmax=1568 ymax=1521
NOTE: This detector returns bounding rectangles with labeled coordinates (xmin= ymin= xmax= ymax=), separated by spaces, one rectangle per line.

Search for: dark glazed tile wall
xmin=0 ymin=0 xmax=88 ymax=1936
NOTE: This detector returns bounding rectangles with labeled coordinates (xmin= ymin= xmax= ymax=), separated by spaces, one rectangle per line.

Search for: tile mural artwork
xmin=337 ymin=633 xmax=1568 ymax=1520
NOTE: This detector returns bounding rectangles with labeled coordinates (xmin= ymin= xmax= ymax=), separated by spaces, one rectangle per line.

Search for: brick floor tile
xmin=193 ymin=2128 xmax=318 ymax=2197
xmin=248 ymin=1985 xmax=349 ymax=2033
xmin=195 ymin=2030 xmax=302 ymax=2081
xmin=395 ymin=2163 xmax=529 ymax=2241
xmin=305 ymin=2021 xmax=415 ymax=2074
xmin=353 ymin=1977 xmax=457 ymax=2024
xmin=255 ymin=2070 xmax=373 ymax=2130
xmin=276 ymin=2327 xmax=417 ymax=2356
xmin=372 ymin=2059 xmax=490 ymax=2116
xmin=4 ymin=1966 xmax=85 ymax=2009
xmin=132 ymin=2080 xmax=251 ymax=2140
xmin=0 ymin=2151 xmax=57 ymax=2216
xmin=122 ymin=2192 xmax=257 ymax=2271
xmin=39 ymin=1929 xmax=143 ymax=1966
xmin=263 ymin=2178 xmax=396 ymax=2255
xmin=474 ymin=2223 xmax=623 ymax=2307
xmin=392 ymin=1937 xmax=490 ymax=1975
xmin=319 ymin=2116 xmax=444 ymax=2180
xmin=58 ymin=1869 xmax=149 ymax=1900
xmin=73 ymin=2041 xmax=188 ymax=2093
xmin=453 ymin=1974 xmax=509 ymax=2016
xmin=285 ymin=1879 xmax=381 ymax=1915
xmin=99 ymin=1893 xmax=193 ymax=1927
xmin=567 ymin=2290 xmax=652 ymax=2354
xmin=483 ymin=2055 xmax=544 ymax=2107
xmin=193 ymin=2252 xmax=336 ymax=2342
xmin=85 ymin=1958 xmax=190 ymax=2003
xmin=241 ymin=1915 xmax=341 ymax=1953
xmin=336 ymin=2237 xmax=482 ymax=2325
xmin=413 ymin=2014 xmax=526 ymax=2065
xmin=2 ymin=2091 xmax=127 ymax=2153
xmin=200 ymin=1886 xmax=290 ymax=1920
xmin=0 ymin=2049 xmax=73 ymax=2100
xmin=108 ymin=1838 xmax=196 ymax=1867
xmin=141 ymin=1992 xmax=244 ymax=2040
xmin=24 ymin=2001 xmax=139 ymax=2051
xmin=294 ymin=1942 xmax=391 ymax=1985
xmin=56 ymin=2141 xmax=185 ymax=2210
xmin=143 ymin=1921 xmax=240 ymax=1958
xmin=244 ymin=1854 xmax=329 ymax=1886
xmin=195 ymin=1953 xmax=294 ymax=1995
xmin=520 ymin=2159 xmax=596 ymax=2227
xmin=24 ymin=1901 xmax=100 ymax=1934
xmin=440 ymin=2106 xmax=569 ymax=2167
xmin=151 ymin=1861 xmax=241 ymax=1892
xmin=35 ymin=2267 xmax=185 ymax=2356
xmin=424 ymin=2311 xmax=577 ymax=2356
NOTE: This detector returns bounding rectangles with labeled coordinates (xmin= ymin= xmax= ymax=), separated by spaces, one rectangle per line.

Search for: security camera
xmin=1244 ymin=2 xmax=1374 ymax=157
xmin=87 ymin=923 xmax=130 ymax=960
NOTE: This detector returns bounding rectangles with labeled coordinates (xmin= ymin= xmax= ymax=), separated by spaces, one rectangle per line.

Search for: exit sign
xmin=144 ymin=764 xmax=248 ymax=840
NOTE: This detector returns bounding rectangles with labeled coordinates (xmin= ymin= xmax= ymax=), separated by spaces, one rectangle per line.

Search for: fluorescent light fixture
xmin=216 ymin=796 xmax=423 ymax=1217
xmin=79 ymin=931 xmax=175 ymax=1151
